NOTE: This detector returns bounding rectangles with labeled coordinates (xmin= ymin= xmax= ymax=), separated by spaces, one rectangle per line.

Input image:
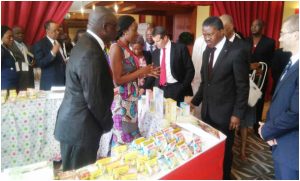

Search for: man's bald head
xmin=12 ymin=26 xmax=24 ymax=43
xmin=219 ymin=14 xmax=234 ymax=39
xmin=87 ymin=6 xmax=117 ymax=43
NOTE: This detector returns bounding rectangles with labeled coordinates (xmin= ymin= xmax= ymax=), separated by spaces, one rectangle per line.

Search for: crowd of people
xmin=1 ymin=6 xmax=298 ymax=180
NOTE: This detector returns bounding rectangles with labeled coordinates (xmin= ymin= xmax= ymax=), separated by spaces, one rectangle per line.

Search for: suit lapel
xmin=211 ymin=41 xmax=230 ymax=78
xmin=203 ymin=47 xmax=210 ymax=81
xmin=170 ymin=42 xmax=175 ymax=71
xmin=273 ymin=61 xmax=299 ymax=98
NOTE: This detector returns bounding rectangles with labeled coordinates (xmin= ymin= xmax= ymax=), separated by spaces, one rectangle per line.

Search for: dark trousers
xmin=274 ymin=160 xmax=299 ymax=180
xmin=60 ymin=142 xmax=99 ymax=171
xmin=160 ymin=82 xmax=184 ymax=106
xmin=205 ymin=114 xmax=235 ymax=180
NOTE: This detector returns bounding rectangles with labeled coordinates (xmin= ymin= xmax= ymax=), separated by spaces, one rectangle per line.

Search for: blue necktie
xmin=280 ymin=60 xmax=292 ymax=81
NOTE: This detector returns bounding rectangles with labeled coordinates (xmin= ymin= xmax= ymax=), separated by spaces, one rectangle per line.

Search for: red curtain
xmin=212 ymin=1 xmax=284 ymax=48
xmin=1 ymin=1 xmax=72 ymax=46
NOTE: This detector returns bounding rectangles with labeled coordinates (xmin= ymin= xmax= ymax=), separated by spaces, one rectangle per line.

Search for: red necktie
xmin=208 ymin=47 xmax=216 ymax=79
xmin=159 ymin=48 xmax=167 ymax=86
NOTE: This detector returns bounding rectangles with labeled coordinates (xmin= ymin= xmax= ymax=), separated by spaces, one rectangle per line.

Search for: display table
xmin=1 ymin=96 xmax=62 ymax=170
xmin=1 ymin=93 xmax=113 ymax=170
xmin=2 ymin=93 xmax=226 ymax=179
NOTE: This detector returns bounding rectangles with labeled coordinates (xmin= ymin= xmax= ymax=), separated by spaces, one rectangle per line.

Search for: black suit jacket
xmin=146 ymin=42 xmax=195 ymax=98
xmin=246 ymin=35 xmax=275 ymax=67
xmin=271 ymin=48 xmax=291 ymax=94
xmin=192 ymin=40 xmax=249 ymax=129
xmin=33 ymin=37 xmax=66 ymax=90
xmin=54 ymin=33 xmax=114 ymax=147
xmin=10 ymin=42 xmax=35 ymax=90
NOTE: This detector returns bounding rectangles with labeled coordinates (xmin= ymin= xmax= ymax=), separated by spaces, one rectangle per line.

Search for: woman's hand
xmin=138 ymin=65 xmax=160 ymax=78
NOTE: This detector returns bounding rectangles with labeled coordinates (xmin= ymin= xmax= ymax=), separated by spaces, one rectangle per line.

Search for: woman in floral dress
xmin=109 ymin=15 xmax=159 ymax=145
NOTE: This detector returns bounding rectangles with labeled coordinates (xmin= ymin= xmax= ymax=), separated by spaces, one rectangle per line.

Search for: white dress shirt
xmin=145 ymin=42 xmax=156 ymax=52
xmin=87 ymin=29 xmax=105 ymax=51
xmin=159 ymin=39 xmax=177 ymax=84
xmin=211 ymin=36 xmax=226 ymax=68
xmin=14 ymin=40 xmax=29 ymax=63
xmin=47 ymin=36 xmax=66 ymax=60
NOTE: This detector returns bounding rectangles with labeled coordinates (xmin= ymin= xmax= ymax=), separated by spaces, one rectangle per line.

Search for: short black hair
xmin=44 ymin=20 xmax=55 ymax=30
xmin=152 ymin=26 xmax=167 ymax=38
xmin=131 ymin=34 xmax=145 ymax=46
xmin=178 ymin=32 xmax=194 ymax=45
xmin=202 ymin=16 xmax=224 ymax=30
xmin=116 ymin=15 xmax=135 ymax=40
xmin=1 ymin=25 xmax=11 ymax=38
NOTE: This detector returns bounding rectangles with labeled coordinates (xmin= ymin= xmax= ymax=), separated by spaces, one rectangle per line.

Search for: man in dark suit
xmin=246 ymin=19 xmax=275 ymax=133
xmin=146 ymin=26 xmax=195 ymax=104
xmin=190 ymin=17 xmax=249 ymax=179
xmin=144 ymin=26 xmax=156 ymax=53
xmin=54 ymin=7 xmax=118 ymax=171
xmin=259 ymin=14 xmax=299 ymax=180
xmin=33 ymin=20 xmax=66 ymax=90
xmin=270 ymin=48 xmax=291 ymax=94
xmin=10 ymin=26 xmax=35 ymax=90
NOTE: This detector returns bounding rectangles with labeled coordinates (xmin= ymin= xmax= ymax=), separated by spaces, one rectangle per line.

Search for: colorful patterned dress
xmin=111 ymin=43 xmax=139 ymax=145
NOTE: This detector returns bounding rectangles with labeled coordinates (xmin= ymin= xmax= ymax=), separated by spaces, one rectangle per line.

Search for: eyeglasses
xmin=203 ymin=31 xmax=217 ymax=39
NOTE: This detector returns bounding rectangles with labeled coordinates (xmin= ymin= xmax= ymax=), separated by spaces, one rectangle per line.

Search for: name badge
xmin=22 ymin=62 xmax=29 ymax=71
xmin=15 ymin=62 xmax=20 ymax=72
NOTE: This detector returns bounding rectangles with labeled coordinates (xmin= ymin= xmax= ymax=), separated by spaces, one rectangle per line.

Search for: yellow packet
xmin=106 ymin=160 xmax=121 ymax=175
xmin=119 ymin=173 xmax=138 ymax=180
xmin=96 ymin=157 xmax=112 ymax=167
xmin=145 ymin=157 xmax=159 ymax=175
xmin=112 ymin=164 xmax=129 ymax=179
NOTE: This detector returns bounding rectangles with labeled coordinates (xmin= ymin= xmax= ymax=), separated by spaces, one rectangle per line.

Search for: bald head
xmin=12 ymin=26 xmax=24 ymax=43
xmin=87 ymin=6 xmax=117 ymax=43
xmin=219 ymin=14 xmax=234 ymax=39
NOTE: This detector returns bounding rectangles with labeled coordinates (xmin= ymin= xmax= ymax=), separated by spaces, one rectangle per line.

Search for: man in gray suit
xmin=54 ymin=7 xmax=118 ymax=171
xmin=10 ymin=26 xmax=35 ymax=90
xmin=190 ymin=16 xmax=249 ymax=179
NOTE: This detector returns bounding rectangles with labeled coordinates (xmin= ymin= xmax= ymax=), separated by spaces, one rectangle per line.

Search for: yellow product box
xmin=174 ymin=130 xmax=185 ymax=143
xmin=141 ymin=139 xmax=157 ymax=159
xmin=176 ymin=141 xmax=193 ymax=160
xmin=124 ymin=151 xmax=138 ymax=166
xmin=112 ymin=164 xmax=130 ymax=179
xmin=164 ymin=98 xmax=177 ymax=122
xmin=153 ymin=132 xmax=168 ymax=152
xmin=164 ymin=151 xmax=179 ymax=169
xmin=77 ymin=164 xmax=103 ymax=179
xmin=136 ymin=155 xmax=149 ymax=173
xmin=119 ymin=173 xmax=138 ymax=180
xmin=161 ymin=127 xmax=174 ymax=141
xmin=96 ymin=157 xmax=112 ymax=168
xmin=145 ymin=157 xmax=159 ymax=175
xmin=111 ymin=145 xmax=128 ymax=158
xmin=131 ymin=137 xmax=146 ymax=150
xmin=106 ymin=160 xmax=122 ymax=175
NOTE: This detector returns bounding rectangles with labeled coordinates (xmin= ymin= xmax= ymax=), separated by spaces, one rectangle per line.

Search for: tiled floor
xmin=231 ymin=101 xmax=274 ymax=180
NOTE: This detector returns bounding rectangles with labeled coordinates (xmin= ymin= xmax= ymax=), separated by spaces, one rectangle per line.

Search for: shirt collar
xmin=229 ymin=33 xmax=236 ymax=42
xmin=47 ymin=36 xmax=55 ymax=44
xmin=87 ymin=29 xmax=105 ymax=50
xmin=290 ymin=53 xmax=299 ymax=66
xmin=165 ymin=39 xmax=171 ymax=49
xmin=215 ymin=36 xmax=226 ymax=50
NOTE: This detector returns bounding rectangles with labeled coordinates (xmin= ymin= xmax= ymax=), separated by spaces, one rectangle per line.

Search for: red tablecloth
xmin=161 ymin=140 xmax=225 ymax=180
